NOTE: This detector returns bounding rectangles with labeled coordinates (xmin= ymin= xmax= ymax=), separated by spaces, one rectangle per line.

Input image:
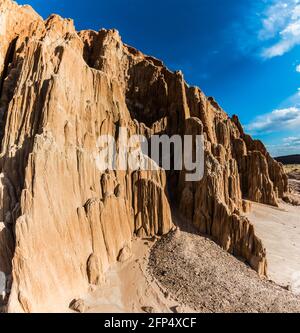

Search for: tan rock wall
xmin=0 ymin=0 xmax=288 ymax=312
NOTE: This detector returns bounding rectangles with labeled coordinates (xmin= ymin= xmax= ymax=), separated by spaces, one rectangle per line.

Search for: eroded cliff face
xmin=0 ymin=0 xmax=288 ymax=312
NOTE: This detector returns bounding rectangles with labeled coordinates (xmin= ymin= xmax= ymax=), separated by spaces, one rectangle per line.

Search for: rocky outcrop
xmin=0 ymin=0 xmax=288 ymax=312
xmin=0 ymin=1 xmax=173 ymax=312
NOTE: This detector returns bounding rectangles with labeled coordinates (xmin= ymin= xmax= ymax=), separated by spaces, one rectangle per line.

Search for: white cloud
xmin=297 ymin=64 xmax=300 ymax=72
xmin=260 ymin=0 xmax=300 ymax=58
xmin=259 ymin=2 xmax=293 ymax=40
xmin=245 ymin=106 xmax=300 ymax=134
xmin=267 ymin=136 xmax=300 ymax=156
xmin=283 ymin=136 xmax=300 ymax=144
xmin=278 ymin=88 xmax=300 ymax=109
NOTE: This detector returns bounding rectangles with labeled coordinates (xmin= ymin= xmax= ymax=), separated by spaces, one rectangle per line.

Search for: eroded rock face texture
xmin=0 ymin=0 xmax=288 ymax=312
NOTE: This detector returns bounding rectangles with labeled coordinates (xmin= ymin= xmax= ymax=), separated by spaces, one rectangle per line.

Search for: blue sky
xmin=17 ymin=0 xmax=300 ymax=156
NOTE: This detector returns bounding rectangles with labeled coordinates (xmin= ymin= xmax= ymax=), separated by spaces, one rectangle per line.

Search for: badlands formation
xmin=0 ymin=0 xmax=297 ymax=313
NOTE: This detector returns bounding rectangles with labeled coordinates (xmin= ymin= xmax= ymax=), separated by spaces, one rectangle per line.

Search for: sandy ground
xmin=84 ymin=238 xmax=192 ymax=313
xmin=149 ymin=229 xmax=300 ymax=313
xmin=248 ymin=203 xmax=300 ymax=293
xmin=246 ymin=167 xmax=300 ymax=290
xmin=283 ymin=165 xmax=300 ymax=174
xmin=247 ymin=202 xmax=300 ymax=291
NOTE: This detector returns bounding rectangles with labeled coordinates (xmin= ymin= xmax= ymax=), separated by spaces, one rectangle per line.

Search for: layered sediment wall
xmin=0 ymin=0 xmax=288 ymax=312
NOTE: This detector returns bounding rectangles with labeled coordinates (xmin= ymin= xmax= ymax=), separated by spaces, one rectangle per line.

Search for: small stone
xmin=69 ymin=299 xmax=86 ymax=313
xmin=161 ymin=270 xmax=167 ymax=277
xmin=164 ymin=291 xmax=170 ymax=299
xmin=142 ymin=306 xmax=155 ymax=313
xmin=117 ymin=245 xmax=132 ymax=263
xmin=171 ymin=225 xmax=178 ymax=232
xmin=170 ymin=305 xmax=183 ymax=313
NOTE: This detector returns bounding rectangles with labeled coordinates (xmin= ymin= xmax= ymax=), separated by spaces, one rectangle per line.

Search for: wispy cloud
xmin=278 ymin=88 xmax=300 ymax=108
xmin=245 ymin=106 xmax=300 ymax=134
xmin=260 ymin=0 xmax=300 ymax=58
xmin=232 ymin=0 xmax=300 ymax=59
xmin=283 ymin=136 xmax=300 ymax=145
xmin=297 ymin=64 xmax=300 ymax=72
xmin=267 ymin=136 xmax=300 ymax=156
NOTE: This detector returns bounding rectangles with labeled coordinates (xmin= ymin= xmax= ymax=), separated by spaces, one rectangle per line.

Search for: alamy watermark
xmin=93 ymin=127 xmax=204 ymax=182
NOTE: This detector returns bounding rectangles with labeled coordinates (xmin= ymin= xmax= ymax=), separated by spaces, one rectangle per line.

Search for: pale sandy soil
xmin=283 ymin=165 xmax=300 ymax=174
xmin=246 ymin=167 xmax=300 ymax=290
xmin=84 ymin=238 xmax=192 ymax=313
xmin=247 ymin=202 xmax=300 ymax=291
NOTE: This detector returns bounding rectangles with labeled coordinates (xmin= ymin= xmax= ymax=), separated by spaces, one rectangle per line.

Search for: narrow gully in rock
xmin=0 ymin=37 xmax=17 ymax=140
xmin=0 ymin=37 xmax=19 ymax=309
